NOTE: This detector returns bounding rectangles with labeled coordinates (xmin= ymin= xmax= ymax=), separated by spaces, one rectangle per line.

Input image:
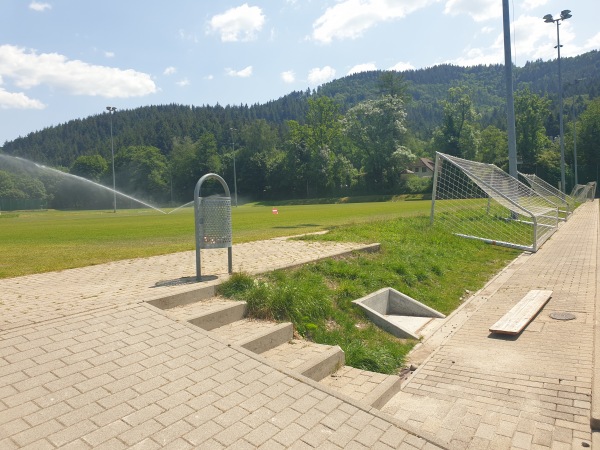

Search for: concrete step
xmin=168 ymin=297 xmax=247 ymax=330
xmin=165 ymin=296 xmax=399 ymax=411
xmin=319 ymin=366 xmax=403 ymax=409
xmin=147 ymin=284 xmax=216 ymax=310
xmin=210 ymin=318 xmax=293 ymax=354
xmin=261 ymin=339 xmax=345 ymax=381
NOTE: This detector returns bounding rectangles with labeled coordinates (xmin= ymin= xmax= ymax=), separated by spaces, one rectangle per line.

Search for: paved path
xmin=0 ymin=202 xmax=598 ymax=449
xmin=0 ymin=237 xmax=444 ymax=449
xmin=383 ymin=201 xmax=598 ymax=449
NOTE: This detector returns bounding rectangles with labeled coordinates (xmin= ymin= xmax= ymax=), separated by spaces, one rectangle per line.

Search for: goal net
xmin=571 ymin=182 xmax=597 ymax=202
xmin=430 ymin=153 xmax=559 ymax=252
xmin=518 ymin=172 xmax=574 ymax=221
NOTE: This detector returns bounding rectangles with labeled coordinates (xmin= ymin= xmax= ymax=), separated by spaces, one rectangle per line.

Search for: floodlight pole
xmin=230 ymin=128 xmax=238 ymax=207
xmin=106 ymin=106 xmax=117 ymax=212
xmin=502 ymin=0 xmax=518 ymax=181
xmin=543 ymin=10 xmax=572 ymax=193
xmin=568 ymin=78 xmax=584 ymax=186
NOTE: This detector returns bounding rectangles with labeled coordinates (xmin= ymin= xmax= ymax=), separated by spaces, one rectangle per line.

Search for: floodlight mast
xmin=106 ymin=106 xmax=117 ymax=212
xmin=543 ymin=10 xmax=572 ymax=193
xmin=502 ymin=0 xmax=518 ymax=181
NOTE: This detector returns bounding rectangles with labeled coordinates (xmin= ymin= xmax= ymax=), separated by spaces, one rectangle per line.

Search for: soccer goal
xmin=571 ymin=182 xmax=597 ymax=202
xmin=518 ymin=172 xmax=574 ymax=221
xmin=430 ymin=153 xmax=559 ymax=252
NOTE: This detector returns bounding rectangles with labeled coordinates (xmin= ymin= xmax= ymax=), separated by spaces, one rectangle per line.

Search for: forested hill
xmin=2 ymin=50 xmax=600 ymax=167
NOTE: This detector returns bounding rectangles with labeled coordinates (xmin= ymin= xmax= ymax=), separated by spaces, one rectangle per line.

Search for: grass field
xmin=0 ymin=200 xmax=429 ymax=278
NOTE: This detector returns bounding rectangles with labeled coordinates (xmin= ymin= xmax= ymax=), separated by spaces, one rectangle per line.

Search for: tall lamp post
xmin=567 ymin=78 xmax=584 ymax=186
xmin=230 ymin=128 xmax=238 ymax=207
xmin=106 ymin=106 xmax=117 ymax=212
xmin=502 ymin=0 xmax=518 ymax=181
xmin=543 ymin=9 xmax=572 ymax=193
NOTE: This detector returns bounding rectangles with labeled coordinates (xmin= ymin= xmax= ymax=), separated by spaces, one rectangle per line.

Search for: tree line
xmin=1 ymin=51 xmax=600 ymax=209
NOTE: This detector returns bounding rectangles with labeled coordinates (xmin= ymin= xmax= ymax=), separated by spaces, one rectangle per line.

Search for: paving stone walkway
xmin=1 ymin=201 xmax=598 ymax=449
xmin=0 ymin=236 xmax=444 ymax=449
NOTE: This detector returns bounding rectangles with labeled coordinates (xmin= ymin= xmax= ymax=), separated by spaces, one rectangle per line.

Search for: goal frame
xmin=430 ymin=152 xmax=559 ymax=252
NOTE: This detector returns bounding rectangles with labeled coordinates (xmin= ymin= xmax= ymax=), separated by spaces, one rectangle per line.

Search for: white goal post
xmin=571 ymin=182 xmax=597 ymax=202
xmin=518 ymin=172 xmax=574 ymax=221
xmin=430 ymin=152 xmax=559 ymax=252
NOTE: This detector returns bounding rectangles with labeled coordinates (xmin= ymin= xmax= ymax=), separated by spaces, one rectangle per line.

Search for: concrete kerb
xmin=145 ymin=242 xmax=380 ymax=312
xmin=592 ymin=200 xmax=600 ymax=431
xmin=144 ymin=301 xmax=450 ymax=449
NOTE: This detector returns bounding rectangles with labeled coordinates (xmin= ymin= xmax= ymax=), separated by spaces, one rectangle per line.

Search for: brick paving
xmin=0 ymin=236 xmax=443 ymax=448
xmin=383 ymin=201 xmax=599 ymax=449
xmin=1 ymin=202 xmax=598 ymax=449
xmin=0 ymin=239 xmax=377 ymax=332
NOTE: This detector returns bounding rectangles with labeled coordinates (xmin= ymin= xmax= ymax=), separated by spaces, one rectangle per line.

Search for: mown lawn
xmin=0 ymin=200 xmax=428 ymax=278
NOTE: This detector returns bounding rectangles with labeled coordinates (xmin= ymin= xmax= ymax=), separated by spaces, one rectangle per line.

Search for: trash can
xmin=194 ymin=173 xmax=232 ymax=280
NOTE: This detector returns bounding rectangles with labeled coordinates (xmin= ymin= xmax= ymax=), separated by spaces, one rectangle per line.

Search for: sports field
xmin=0 ymin=200 xmax=430 ymax=278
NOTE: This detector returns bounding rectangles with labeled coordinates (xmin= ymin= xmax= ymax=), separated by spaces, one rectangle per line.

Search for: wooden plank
xmin=489 ymin=289 xmax=553 ymax=335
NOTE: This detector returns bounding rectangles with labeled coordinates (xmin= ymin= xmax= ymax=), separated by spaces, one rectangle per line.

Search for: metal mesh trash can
xmin=196 ymin=196 xmax=232 ymax=249
xmin=194 ymin=174 xmax=232 ymax=280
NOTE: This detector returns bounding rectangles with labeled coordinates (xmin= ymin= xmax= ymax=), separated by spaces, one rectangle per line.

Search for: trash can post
xmin=194 ymin=173 xmax=233 ymax=281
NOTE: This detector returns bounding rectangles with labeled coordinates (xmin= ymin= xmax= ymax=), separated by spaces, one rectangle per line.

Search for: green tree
xmin=577 ymin=98 xmax=600 ymax=184
xmin=286 ymin=97 xmax=345 ymax=196
xmin=431 ymin=86 xmax=480 ymax=160
xmin=478 ymin=126 xmax=508 ymax=168
xmin=343 ymin=95 xmax=413 ymax=191
xmin=0 ymin=170 xmax=22 ymax=199
xmin=237 ymin=120 xmax=284 ymax=199
xmin=170 ymin=133 xmax=222 ymax=200
xmin=115 ymin=146 xmax=169 ymax=201
xmin=514 ymin=87 xmax=552 ymax=173
xmin=70 ymin=154 xmax=108 ymax=181
xmin=170 ymin=137 xmax=198 ymax=200
xmin=377 ymin=72 xmax=409 ymax=100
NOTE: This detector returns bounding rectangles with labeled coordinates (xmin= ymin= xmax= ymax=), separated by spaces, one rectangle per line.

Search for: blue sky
xmin=0 ymin=0 xmax=598 ymax=146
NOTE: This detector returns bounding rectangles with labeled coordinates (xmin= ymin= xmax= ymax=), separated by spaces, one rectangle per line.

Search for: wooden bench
xmin=489 ymin=289 xmax=552 ymax=335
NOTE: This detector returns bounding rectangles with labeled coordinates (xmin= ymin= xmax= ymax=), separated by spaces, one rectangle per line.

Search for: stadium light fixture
xmin=543 ymin=10 xmax=572 ymax=193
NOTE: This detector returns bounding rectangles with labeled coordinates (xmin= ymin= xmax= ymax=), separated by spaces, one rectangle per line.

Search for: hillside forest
xmin=1 ymin=50 xmax=600 ymax=210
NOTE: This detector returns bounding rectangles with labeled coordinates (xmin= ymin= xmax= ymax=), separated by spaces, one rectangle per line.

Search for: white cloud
xmin=163 ymin=66 xmax=177 ymax=76
xmin=522 ymin=0 xmax=548 ymax=11
xmin=0 ymin=45 xmax=157 ymax=98
xmin=481 ymin=26 xmax=494 ymax=34
xmin=29 ymin=2 xmax=51 ymax=12
xmin=225 ymin=66 xmax=253 ymax=77
xmin=176 ymin=78 xmax=190 ymax=87
xmin=209 ymin=4 xmax=266 ymax=42
xmin=447 ymin=14 xmax=570 ymax=67
xmin=389 ymin=61 xmax=415 ymax=72
xmin=312 ymin=0 xmax=434 ymax=44
xmin=0 ymin=88 xmax=46 ymax=109
xmin=450 ymin=46 xmax=502 ymax=66
xmin=444 ymin=0 xmax=500 ymax=22
xmin=583 ymin=32 xmax=600 ymax=53
xmin=281 ymin=70 xmax=295 ymax=83
xmin=204 ymin=74 xmax=214 ymax=80
xmin=104 ymin=51 xmax=115 ymax=58
xmin=307 ymin=66 xmax=336 ymax=85
xmin=347 ymin=63 xmax=377 ymax=75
